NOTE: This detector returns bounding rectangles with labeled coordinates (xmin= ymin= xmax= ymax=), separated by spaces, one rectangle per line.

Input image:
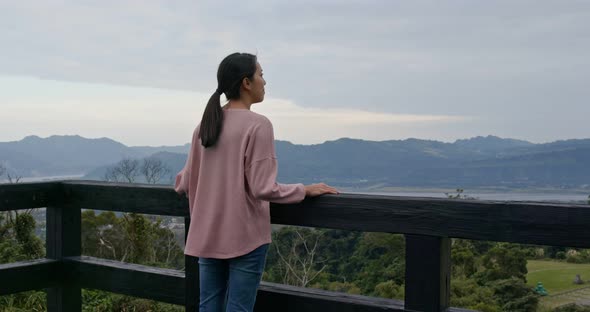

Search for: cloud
xmin=255 ymin=99 xmax=471 ymax=144
xmin=0 ymin=76 xmax=470 ymax=145
xmin=1 ymin=1 xmax=589 ymax=143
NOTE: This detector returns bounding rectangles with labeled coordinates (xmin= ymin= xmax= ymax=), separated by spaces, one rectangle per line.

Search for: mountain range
xmin=1 ymin=135 xmax=589 ymax=190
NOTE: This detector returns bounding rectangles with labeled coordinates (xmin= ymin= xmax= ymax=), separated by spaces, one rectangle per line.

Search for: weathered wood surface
xmin=46 ymin=205 xmax=81 ymax=259
xmin=62 ymin=181 xmax=188 ymax=216
xmin=256 ymin=282 xmax=473 ymax=312
xmin=256 ymin=281 xmax=405 ymax=312
xmin=60 ymin=256 xmax=473 ymax=312
xmin=0 ymin=256 xmax=472 ymax=312
xmin=0 ymin=182 xmax=61 ymax=211
xmin=27 ymin=181 xmax=590 ymax=248
xmin=46 ymin=204 xmax=82 ymax=312
xmin=6 ymin=180 xmax=582 ymax=249
xmin=0 ymin=259 xmax=59 ymax=295
xmin=66 ymin=256 xmax=186 ymax=305
xmin=0 ymin=180 xmax=586 ymax=248
xmin=405 ymin=235 xmax=451 ymax=312
xmin=270 ymin=193 xmax=590 ymax=248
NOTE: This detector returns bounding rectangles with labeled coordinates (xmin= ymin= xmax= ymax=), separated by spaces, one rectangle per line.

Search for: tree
xmin=451 ymin=278 xmax=499 ymax=312
xmin=476 ymin=243 xmax=528 ymax=284
xmin=141 ymin=157 xmax=170 ymax=184
xmin=0 ymin=162 xmax=23 ymax=183
xmin=104 ymin=158 xmax=140 ymax=183
xmin=445 ymin=188 xmax=478 ymax=200
xmin=104 ymin=156 xmax=171 ymax=184
xmin=451 ymin=239 xmax=477 ymax=278
xmin=490 ymin=277 xmax=538 ymax=312
xmin=346 ymin=232 xmax=405 ymax=295
xmin=374 ymin=280 xmax=404 ymax=299
xmin=267 ymin=227 xmax=328 ymax=287
xmin=121 ymin=212 xmax=152 ymax=263
xmin=6 ymin=172 xmax=22 ymax=184
xmin=14 ymin=213 xmax=45 ymax=260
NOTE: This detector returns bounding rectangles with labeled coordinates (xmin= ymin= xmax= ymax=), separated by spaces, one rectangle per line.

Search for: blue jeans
xmin=198 ymin=243 xmax=269 ymax=312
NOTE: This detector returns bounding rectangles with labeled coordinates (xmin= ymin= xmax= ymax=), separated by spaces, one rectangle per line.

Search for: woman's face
xmin=250 ymin=62 xmax=266 ymax=103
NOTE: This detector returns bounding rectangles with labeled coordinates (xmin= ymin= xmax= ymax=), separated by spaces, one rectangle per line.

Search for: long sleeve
xmin=175 ymin=128 xmax=199 ymax=196
xmin=244 ymin=118 xmax=305 ymax=204
xmin=174 ymin=167 xmax=189 ymax=195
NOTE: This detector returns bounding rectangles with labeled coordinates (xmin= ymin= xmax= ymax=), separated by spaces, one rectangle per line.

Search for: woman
xmin=174 ymin=52 xmax=339 ymax=312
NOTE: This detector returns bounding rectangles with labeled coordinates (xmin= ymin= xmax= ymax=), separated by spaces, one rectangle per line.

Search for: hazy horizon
xmin=4 ymin=132 xmax=589 ymax=148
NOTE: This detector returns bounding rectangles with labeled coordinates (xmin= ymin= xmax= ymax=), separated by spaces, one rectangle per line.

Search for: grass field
xmin=527 ymin=260 xmax=590 ymax=310
xmin=527 ymin=260 xmax=590 ymax=293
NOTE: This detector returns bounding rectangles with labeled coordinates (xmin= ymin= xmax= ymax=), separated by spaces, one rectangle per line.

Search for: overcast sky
xmin=1 ymin=1 xmax=589 ymax=146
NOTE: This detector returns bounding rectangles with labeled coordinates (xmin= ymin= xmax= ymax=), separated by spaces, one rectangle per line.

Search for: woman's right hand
xmin=304 ymin=183 xmax=340 ymax=197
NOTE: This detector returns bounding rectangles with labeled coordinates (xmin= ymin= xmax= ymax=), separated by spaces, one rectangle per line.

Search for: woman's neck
xmin=225 ymin=99 xmax=252 ymax=110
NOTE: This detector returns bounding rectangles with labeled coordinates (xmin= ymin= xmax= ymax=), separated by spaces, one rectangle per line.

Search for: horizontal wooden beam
xmin=0 ymin=258 xmax=60 ymax=295
xmin=59 ymin=181 xmax=590 ymax=248
xmin=256 ymin=281 xmax=405 ymax=312
xmin=65 ymin=256 xmax=185 ymax=305
xmin=270 ymin=193 xmax=590 ymax=248
xmin=4 ymin=181 xmax=590 ymax=248
xmin=63 ymin=256 xmax=473 ymax=312
xmin=62 ymin=181 xmax=188 ymax=217
xmin=0 ymin=182 xmax=62 ymax=211
xmin=257 ymin=282 xmax=473 ymax=312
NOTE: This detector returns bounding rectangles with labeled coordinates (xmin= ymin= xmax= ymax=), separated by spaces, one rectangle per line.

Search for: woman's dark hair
xmin=199 ymin=53 xmax=258 ymax=148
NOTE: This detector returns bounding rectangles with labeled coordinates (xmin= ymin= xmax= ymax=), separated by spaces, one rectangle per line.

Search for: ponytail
xmin=199 ymin=52 xmax=257 ymax=148
xmin=199 ymin=91 xmax=224 ymax=148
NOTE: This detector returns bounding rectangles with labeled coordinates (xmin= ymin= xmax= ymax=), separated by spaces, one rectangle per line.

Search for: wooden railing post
xmin=46 ymin=196 xmax=81 ymax=312
xmin=185 ymin=217 xmax=199 ymax=311
xmin=404 ymin=234 xmax=450 ymax=312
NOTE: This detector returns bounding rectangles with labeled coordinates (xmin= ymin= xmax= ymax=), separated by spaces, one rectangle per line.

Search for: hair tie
xmin=215 ymin=88 xmax=223 ymax=95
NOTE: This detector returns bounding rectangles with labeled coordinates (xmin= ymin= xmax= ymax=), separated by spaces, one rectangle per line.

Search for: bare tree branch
xmin=141 ymin=157 xmax=170 ymax=184
xmin=105 ymin=158 xmax=140 ymax=183
xmin=274 ymin=241 xmax=305 ymax=285
xmin=99 ymin=237 xmax=117 ymax=260
xmin=6 ymin=172 xmax=22 ymax=184
xmin=274 ymin=228 xmax=328 ymax=287
xmin=103 ymin=167 xmax=120 ymax=182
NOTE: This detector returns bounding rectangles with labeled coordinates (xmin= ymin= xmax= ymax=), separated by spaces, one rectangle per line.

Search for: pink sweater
xmin=174 ymin=108 xmax=306 ymax=259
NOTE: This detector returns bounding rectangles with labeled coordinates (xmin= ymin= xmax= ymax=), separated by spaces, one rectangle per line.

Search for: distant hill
xmin=1 ymin=134 xmax=589 ymax=189
xmin=454 ymin=135 xmax=534 ymax=156
xmin=127 ymin=144 xmax=191 ymax=156
xmin=274 ymin=136 xmax=590 ymax=189
xmin=0 ymin=135 xmax=187 ymax=177
xmin=84 ymin=151 xmax=188 ymax=184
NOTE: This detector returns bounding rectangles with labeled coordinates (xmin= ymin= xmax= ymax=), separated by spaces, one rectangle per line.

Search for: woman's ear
xmin=241 ymin=77 xmax=252 ymax=91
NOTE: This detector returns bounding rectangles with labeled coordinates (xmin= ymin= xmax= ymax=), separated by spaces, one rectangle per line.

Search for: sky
xmin=1 ymin=1 xmax=589 ymax=146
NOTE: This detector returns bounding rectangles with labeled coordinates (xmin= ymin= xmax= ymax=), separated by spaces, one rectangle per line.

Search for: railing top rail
xmin=1 ymin=180 xmax=589 ymax=247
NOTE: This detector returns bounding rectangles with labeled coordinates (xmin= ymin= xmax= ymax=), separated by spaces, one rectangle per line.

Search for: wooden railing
xmin=1 ymin=180 xmax=589 ymax=312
